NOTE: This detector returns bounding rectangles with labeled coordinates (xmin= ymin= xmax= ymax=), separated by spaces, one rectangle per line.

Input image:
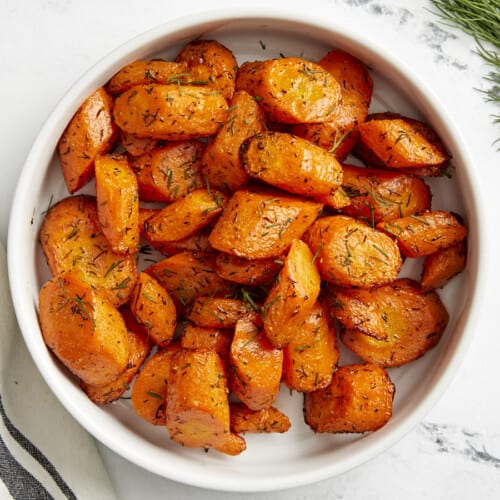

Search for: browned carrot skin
xmin=304 ymin=215 xmax=402 ymax=288
xmin=229 ymin=314 xmax=283 ymax=411
xmin=292 ymin=49 xmax=373 ymax=162
xmin=236 ymin=57 xmax=342 ymax=124
xmin=339 ymin=164 xmax=432 ymax=224
xmin=208 ymin=189 xmax=323 ymax=259
xmin=106 ymin=60 xmax=190 ymax=95
xmin=241 ymin=131 xmax=343 ymax=199
xmin=39 ymin=195 xmax=137 ymax=307
xmin=201 ymin=89 xmax=266 ymax=192
xmin=376 ymin=210 xmax=467 ymax=257
xmin=230 ymin=403 xmax=291 ymax=434
xmin=421 ymin=239 xmax=467 ymax=290
xmin=39 ymin=274 xmax=130 ymax=387
xmin=338 ymin=278 xmax=449 ymax=367
xmin=175 ymin=39 xmax=239 ymax=100
xmin=166 ymin=348 xmax=246 ymax=455
xmin=113 ymin=84 xmax=228 ymax=141
xmin=58 ymin=87 xmax=118 ymax=193
xmin=304 ymin=364 xmax=394 ymax=433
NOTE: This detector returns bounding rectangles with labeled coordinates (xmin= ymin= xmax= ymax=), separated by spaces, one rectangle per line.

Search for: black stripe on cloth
xmin=0 ymin=430 xmax=53 ymax=500
xmin=0 ymin=394 xmax=76 ymax=500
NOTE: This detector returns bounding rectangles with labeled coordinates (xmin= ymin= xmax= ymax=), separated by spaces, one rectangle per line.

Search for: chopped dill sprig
xmin=429 ymin=0 xmax=500 ymax=136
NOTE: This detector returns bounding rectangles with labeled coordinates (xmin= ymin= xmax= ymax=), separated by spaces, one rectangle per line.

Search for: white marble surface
xmin=1 ymin=0 xmax=499 ymax=498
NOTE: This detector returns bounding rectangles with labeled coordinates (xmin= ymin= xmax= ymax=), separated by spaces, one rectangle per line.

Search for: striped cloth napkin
xmin=0 ymin=243 xmax=116 ymax=500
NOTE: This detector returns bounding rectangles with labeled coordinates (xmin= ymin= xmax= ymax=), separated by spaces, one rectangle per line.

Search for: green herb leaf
xmin=430 ymin=0 xmax=500 ymax=139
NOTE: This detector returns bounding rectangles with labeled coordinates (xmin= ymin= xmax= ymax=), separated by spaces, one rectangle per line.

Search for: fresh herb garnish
xmin=430 ymin=0 xmax=500 ymax=136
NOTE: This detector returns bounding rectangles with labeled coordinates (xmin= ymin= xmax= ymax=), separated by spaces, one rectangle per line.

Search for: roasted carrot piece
xmin=292 ymin=49 xmax=373 ymax=161
xmin=263 ymin=239 xmax=321 ymax=348
xmin=304 ymin=215 xmax=402 ymax=288
xmin=130 ymin=272 xmax=177 ymax=348
xmin=166 ymin=348 xmax=246 ymax=455
xmin=120 ymin=130 xmax=158 ymax=157
xmin=58 ymin=87 xmax=118 ymax=193
xmin=339 ymin=164 xmax=432 ymax=223
xmin=282 ymin=302 xmax=339 ymax=392
xmin=106 ymin=59 xmax=190 ymax=94
xmin=421 ymin=239 xmax=467 ymax=290
xmin=113 ymin=84 xmax=228 ymax=140
xmin=39 ymin=195 xmax=137 ymax=307
xmin=241 ymin=131 xmax=343 ymax=199
xmin=304 ymin=364 xmax=394 ymax=433
xmin=208 ymin=188 xmax=323 ymax=259
xmin=229 ymin=314 xmax=283 ymax=411
xmin=355 ymin=113 xmax=450 ymax=170
xmin=94 ymin=153 xmax=140 ymax=254
xmin=339 ymin=278 xmax=449 ymax=367
xmin=39 ymin=274 xmax=130 ymax=387
xmin=131 ymin=346 xmax=180 ymax=425
xmin=215 ymin=252 xmax=283 ymax=286
xmin=180 ymin=324 xmax=232 ymax=361
xmin=82 ymin=307 xmax=152 ymax=404
xmin=145 ymin=251 xmax=232 ymax=309
xmin=236 ymin=57 xmax=342 ymax=124
xmin=129 ymin=141 xmax=205 ymax=203
xmin=175 ymin=39 xmax=239 ymax=100
xmin=186 ymin=297 xmax=248 ymax=329
xmin=143 ymin=189 xmax=226 ymax=245
xmin=201 ymin=90 xmax=266 ymax=192
xmin=229 ymin=403 xmax=291 ymax=434
xmin=376 ymin=210 xmax=467 ymax=258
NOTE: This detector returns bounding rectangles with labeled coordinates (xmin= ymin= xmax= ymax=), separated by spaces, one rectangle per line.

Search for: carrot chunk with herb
xmin=130 ymin=272 xmax=177 ymax=348
xmin=421 ymin=240 xmax=467 ymax=290
xmin=58 ymin=87 xmax=118 ymax=193
xmin=241 ymin=131 xmax=343 ymax=199
xmin=377 ymin=210 xmax=467 ymax=258
xmin=339 ymin=278 xmax=449 ymax=367
xmin=282 ymin=302 xmax=339 ymax=392
xmin=201 ymin=89 xmax=266 ymax=191
xmin=131 ymin=346 xmax=180 ymax=425
xmin=39 ymin=274 xmax=130 ymax=387
xmin=263 ymin=239 xmax=321 ymax=348
xmin=236 ymin=57 xmax=342 ymax=124
xmin=229 ymin=315 xmax=283 ymax=411
xmin=113 ymin=84 xmax=228 ymax=141
xmin=230 ymin=403 xmax=291 ymax=434
xmin=39 ymin=195 xmax=137 ymax=306
xmin=304 ymin=364 xmax=394 ymax=433
xmin=95 ymin=153 xmax=140 ymax=254
xmin=304 ymin=215 xmax=402 ymax=288
xmin=208 ymin=189 xmax=323 ymax=259
xmin=166 ymin=349 xmax=246 ymax=455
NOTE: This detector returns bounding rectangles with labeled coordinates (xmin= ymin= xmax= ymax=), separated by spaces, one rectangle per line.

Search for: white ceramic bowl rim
xmin=7 ymin=6 xmax=487 ymax=492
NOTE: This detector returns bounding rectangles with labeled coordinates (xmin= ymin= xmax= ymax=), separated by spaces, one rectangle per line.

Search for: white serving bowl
xmin=8 ymin=7 xmax=485 ymax=492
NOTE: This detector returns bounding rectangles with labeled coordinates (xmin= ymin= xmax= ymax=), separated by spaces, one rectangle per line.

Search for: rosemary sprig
xmin=429 ymin=0 xmax=500 ymax=128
